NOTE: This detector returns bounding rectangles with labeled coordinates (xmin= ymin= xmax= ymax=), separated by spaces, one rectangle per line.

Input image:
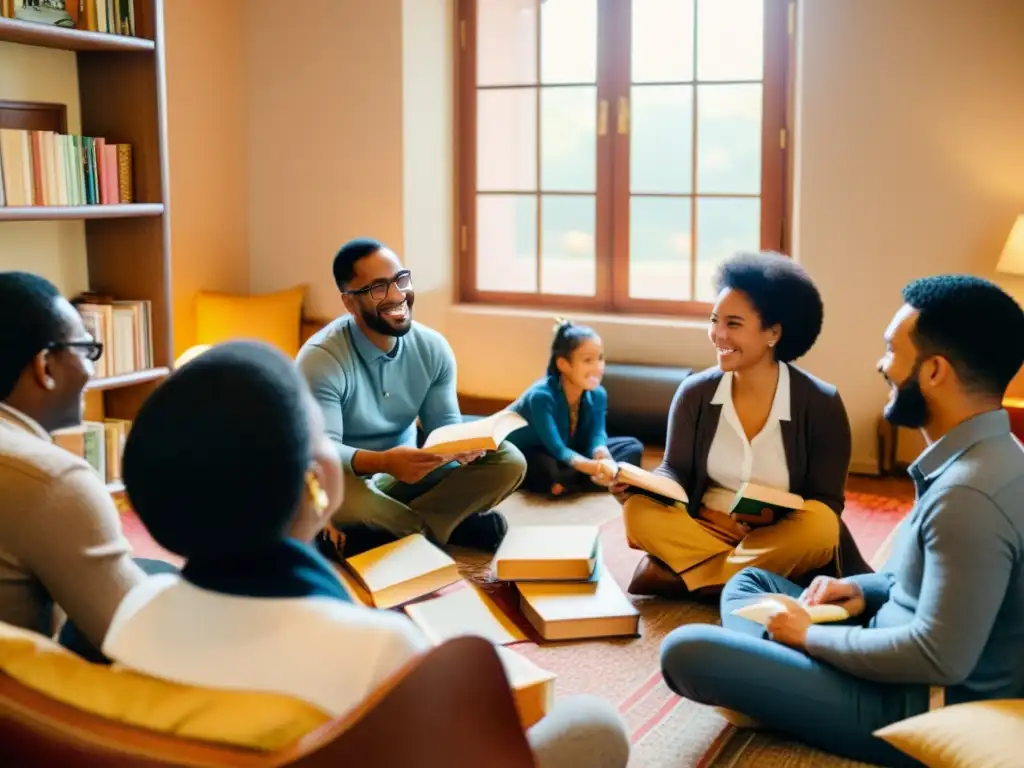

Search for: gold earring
xmin=306 ymin=473 xmax=328 ymax=513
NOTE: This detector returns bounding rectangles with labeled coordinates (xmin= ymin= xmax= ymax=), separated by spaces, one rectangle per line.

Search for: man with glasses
xmin=0 ymin=271 xmax=147 ymax=652
xmin=299 ymin=238 xmax=526 ymax=557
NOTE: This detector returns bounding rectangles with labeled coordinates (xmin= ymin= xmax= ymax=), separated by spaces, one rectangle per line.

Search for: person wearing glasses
xmin=298 ymin=238 xmax=526 ymax=557
xmin=0 ymin=272 xmax=149 ymax=653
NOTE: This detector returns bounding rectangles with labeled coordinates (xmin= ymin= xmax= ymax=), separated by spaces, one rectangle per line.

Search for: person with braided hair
xmin=507 ymin=319 xmax=643 ymax=498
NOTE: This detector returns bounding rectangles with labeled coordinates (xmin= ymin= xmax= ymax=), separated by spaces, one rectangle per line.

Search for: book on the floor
xmin=404 ymin=582 xmax=527 ymax=646
xmin=492 ymin=525 xmax=601 ymax=582
xmin=731 ymin=596 xmax=850 ymax=625
xmin=495 ymin=645 xmax=556 ymax=729
xmin=614 ymin=463 xmax=689 ymax=509
xmin=517 ymin=572 xmax=640 ymax=641
xmin=334 ymin=565 xmax=373 ymax=607
xmin=341 ymin=533 xmax=461 ymax=609
xmin=728 ymin=483 xmax=804 ymax=527
xmin=421 ymin=410 xmax=528 ymax=454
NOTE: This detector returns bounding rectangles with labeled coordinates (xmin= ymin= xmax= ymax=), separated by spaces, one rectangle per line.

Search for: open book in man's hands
xmin=728 ymin=482 xmax=804 ymax=527
xmin=614 ymin=463 xmax=688 ymax=509
xmin=422 ymin=410 xmax=528 ymax=454
xmin=731 ymin=595 xmax=850 ymax=626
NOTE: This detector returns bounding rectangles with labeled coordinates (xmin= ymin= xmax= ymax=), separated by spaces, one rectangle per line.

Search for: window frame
xmin=454 ymin=0 xmax=792 ymax=316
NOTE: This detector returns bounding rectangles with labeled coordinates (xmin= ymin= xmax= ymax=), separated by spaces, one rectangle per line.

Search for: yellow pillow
xmin=0 ymin=622 xmax=329 ymax=751
xmin=195 ymin=286 xmax=306 ymax=358
xmin=874 ymin=700 xmax=1024 ymax=768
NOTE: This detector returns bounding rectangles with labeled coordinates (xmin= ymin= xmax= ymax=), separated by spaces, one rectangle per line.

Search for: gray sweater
xmin=806 ymin=410 xmax=1024 ymax=703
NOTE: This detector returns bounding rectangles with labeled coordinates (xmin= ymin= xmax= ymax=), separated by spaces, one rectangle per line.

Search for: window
xmin=456 ymin=0 xmax=790 ymax=314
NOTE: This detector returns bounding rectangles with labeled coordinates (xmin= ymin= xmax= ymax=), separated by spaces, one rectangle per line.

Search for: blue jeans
xmin=660 ymin=568 xmax=929 ymax=768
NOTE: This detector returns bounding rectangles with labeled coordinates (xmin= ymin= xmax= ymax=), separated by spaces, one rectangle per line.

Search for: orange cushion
xmin=0 ymin=621 xmax=329 ymax=751
xmin=875 ymin=700 xmax=1024 ymax=768
xmin=195 ymin=286 xmax=305 ymax=358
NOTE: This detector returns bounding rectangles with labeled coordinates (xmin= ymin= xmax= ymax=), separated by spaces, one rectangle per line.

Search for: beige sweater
xmin=0 ymin=404 xmax=143 ymax=646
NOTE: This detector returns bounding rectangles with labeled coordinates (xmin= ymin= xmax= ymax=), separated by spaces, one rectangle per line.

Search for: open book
xmin=615 ymin=463 xmax=688 ymax=508
xmin=341 ymin=534 xmax=460 ymax=609
xmin=422 ymin=411 xmax=528 ymax=454
xmin=403 ymin=582 xmax=527 ymax=646
xmin=402 ymin=585 xmax=552 ymax=729
xmin=731 ymin=596 xmax=850 ymax=626
xmin=728 ymin=483 xmax=804 ymax=526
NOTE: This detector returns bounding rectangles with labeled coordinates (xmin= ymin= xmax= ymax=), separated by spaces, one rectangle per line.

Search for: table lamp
xmin=996 ymin=214 xmax=1024 ymax=276
xmin=173 ymin=344 xmax=212 ymax=369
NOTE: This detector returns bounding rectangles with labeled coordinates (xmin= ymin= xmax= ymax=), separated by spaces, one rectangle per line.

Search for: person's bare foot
xmin=550 ymin=483 xmax=565 ymax=497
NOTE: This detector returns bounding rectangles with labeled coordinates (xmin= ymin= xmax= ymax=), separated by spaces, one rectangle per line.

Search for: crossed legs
xmin=332 ymin=441 xmax=527 ymax=546
xmin=660 ymin=568 xmax=929 ymax=767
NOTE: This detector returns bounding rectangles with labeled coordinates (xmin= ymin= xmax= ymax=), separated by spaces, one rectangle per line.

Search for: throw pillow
xmin=195 ymin=286 xmax=305 ymax=358
xmin=874 ymin=699 xmax=1024 ymax=768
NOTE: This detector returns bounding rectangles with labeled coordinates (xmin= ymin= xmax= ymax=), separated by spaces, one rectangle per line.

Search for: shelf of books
xmin=1 ymin=0 xmax=171 ymax=500
xmin=0 ymin=0 xmax=149 ymax=49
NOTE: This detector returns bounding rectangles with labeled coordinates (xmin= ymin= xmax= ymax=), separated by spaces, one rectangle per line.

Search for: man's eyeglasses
xmin=48 ymin=341 xmax=104 ymax=362
xmin=342 ymin=270 xmax=412 ymax=301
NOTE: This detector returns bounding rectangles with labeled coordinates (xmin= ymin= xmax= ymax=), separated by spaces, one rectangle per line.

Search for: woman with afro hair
xmin=618 ymin=251 xmax=852 ymax=599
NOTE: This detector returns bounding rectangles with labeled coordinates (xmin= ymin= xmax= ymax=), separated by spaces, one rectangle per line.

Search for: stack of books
xmin=493 ymin=525 xmax=640 ymax=642
xmin=333 ymin=533 xmax=554 ymax=728
xmin=53 ymin=418 xmax=131 ymax=487
xmin=74 ymin=294 xmax=154 ymax=379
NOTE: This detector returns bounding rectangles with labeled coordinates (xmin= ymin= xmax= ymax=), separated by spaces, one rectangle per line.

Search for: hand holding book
xmin=800 ymin=575 xmax=866 ymax=618
xmin=381 ymin=445 xmax=484 ymax=484
xmin=573 ymin=456 xmax=618 ymax=487
xmin=611 ymin=463 xmax=689 ymax=509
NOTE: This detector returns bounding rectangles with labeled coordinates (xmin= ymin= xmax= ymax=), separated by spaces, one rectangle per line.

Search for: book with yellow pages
xmin=341 ymin=533 xmax=460 ymax=609
xmin=615 ymin=462 xmax=689 ymax=509
xmin=729 ymin=482 xmax=804 ymax=527
xmin=495 ymin=645 xmax=556 ymax=729
xmin=422 ymin=410 xmax=528 ymax=454
xmin=731 ymin=596 xmax=850 ymax=626
xmin=404 ymin=582 xmax=527 ymax=646
xmin=518 ymin=571 xmax=640 ymax=641
xmin=492 ymin=524 xmax=600 ymax=582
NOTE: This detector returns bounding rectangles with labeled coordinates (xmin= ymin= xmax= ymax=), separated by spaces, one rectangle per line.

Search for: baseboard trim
xmin=850 ymin=459 xmax=882 ymax=477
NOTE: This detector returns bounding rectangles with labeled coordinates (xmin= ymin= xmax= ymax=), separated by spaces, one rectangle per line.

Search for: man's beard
xmin=361 ymin=296 xmax=413 ymax=338
xmin=883 ymin=363 xmax=929 ymax=429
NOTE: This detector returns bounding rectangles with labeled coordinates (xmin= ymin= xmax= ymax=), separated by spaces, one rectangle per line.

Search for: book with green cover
xmin=728 ymin=482 xmax=804 ymax=527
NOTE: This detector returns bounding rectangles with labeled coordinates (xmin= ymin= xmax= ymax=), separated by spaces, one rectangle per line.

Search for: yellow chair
xmin=0 ymin=622 xmax=534 ymax=768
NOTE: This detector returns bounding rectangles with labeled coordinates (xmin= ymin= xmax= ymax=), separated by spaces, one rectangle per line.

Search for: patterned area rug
xmin=118 ymin=476 xmax=913 ymax=767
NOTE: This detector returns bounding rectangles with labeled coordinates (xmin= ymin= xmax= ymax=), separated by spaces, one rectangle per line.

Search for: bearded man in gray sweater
xmin=660 ymin=275 xmax=1024 ymax=768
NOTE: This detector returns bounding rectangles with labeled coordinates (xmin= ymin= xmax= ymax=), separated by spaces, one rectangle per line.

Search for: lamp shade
xmin=174 ymin=344 xmax=212 ymax=369
xmin=996 ymin=214 xmax=1024 ymax=276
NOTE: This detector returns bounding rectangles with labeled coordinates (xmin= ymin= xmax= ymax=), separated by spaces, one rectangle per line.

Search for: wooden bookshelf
xmin=0 ymin=1 xmax=171 ymax=497
xmin=0 ymin=203 xmax=164 ymax=221
xmin=85 ymin=367 xmax=170 ymax=392
xmin=0 ymin=16 xmax=155 ymax=51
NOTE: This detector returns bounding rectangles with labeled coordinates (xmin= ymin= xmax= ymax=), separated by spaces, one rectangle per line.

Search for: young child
xmin=509 ymin=319 xmax=643 ymax=497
